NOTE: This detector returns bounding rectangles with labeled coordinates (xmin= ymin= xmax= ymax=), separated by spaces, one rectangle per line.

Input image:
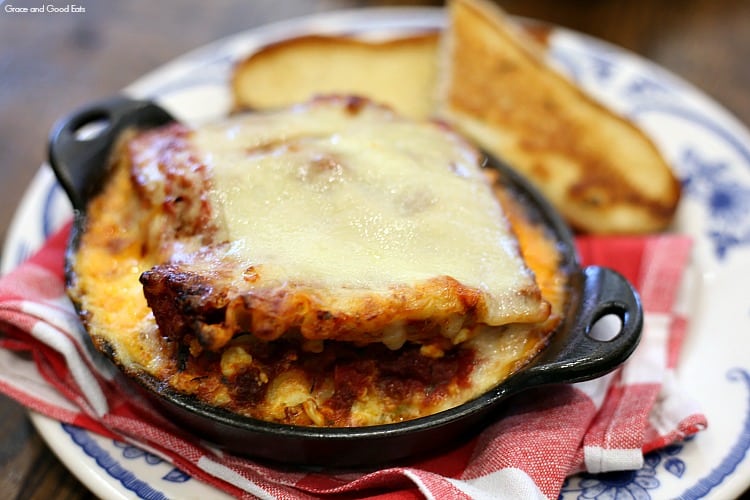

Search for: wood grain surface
xmin=1 ymin=0 xmax=748 ymax=498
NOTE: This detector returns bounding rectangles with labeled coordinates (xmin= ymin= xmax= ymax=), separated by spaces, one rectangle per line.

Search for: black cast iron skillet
xmin=48 ymin=96 xmax=643 ymax=468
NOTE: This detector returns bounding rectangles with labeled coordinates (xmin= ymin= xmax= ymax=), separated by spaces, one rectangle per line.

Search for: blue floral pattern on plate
xmin=681 ymin=149 xmax=750 ymax=259
xmin=112 ymin=441 xmax=191 ymax=483
xmin=560 ymin=369 xmax=750 ymax=499
xmin=562 ymin=453 xmax=661 ymax=499
xmin=62 ymin=424 xmax=169 ymax=500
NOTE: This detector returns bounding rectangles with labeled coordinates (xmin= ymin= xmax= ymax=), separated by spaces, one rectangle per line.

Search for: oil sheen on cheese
xmin=191 ymin=99 xmax=540 ymax=325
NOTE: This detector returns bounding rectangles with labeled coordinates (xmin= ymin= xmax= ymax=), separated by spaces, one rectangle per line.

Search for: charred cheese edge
xmin=135 ymin=98 xmax=550 ymax=353
xmin=69 ymin=97 xmax=567 ymax=427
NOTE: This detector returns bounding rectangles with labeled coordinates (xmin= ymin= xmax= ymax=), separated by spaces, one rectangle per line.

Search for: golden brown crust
xmin=142 ymin=261 xmax=550 ymax=355
xmin=438 ymin=0 xmax=681 ymax=234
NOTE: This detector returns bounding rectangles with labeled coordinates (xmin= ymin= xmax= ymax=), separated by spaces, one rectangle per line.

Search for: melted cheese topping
xmin=70 ymin=97 xmax=568 ymax=428
xmin=191 ymin=99 xmax=542 ymax=325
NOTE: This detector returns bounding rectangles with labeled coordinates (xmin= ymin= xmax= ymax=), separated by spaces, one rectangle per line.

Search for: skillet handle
xmin=505 ymin=266 xmax=643 ymax=392
xmin=48 ymin=96 xmax=175 ymax=211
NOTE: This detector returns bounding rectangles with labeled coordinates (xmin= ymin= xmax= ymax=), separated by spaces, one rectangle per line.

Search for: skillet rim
xmin=49 ymin=96 xmax=642 ymax=466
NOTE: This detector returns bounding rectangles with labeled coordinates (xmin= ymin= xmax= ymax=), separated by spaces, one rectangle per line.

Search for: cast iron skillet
xmin=48 ymin=96 xmax=643 ymax=468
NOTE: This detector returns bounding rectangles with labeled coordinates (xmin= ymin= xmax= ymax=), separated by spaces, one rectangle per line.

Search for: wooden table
xmin=1 ymin=0 xmax=748 ymax=497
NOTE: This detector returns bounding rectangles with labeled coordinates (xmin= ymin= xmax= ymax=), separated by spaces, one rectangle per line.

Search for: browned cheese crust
xmin=68 ymin=99 xmax=569 ymax=427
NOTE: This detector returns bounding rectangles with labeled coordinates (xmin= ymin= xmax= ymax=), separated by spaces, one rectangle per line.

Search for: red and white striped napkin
xmin=0 ymin=222 xmax=707 ymax=499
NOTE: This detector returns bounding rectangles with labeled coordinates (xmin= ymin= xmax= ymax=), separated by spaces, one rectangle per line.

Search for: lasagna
xmin=69 ymin=96 xmax=569 ymax=426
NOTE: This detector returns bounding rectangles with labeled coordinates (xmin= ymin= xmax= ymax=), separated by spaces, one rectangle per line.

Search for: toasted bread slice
xmin=438 ymin=0 xmax=681 ymax=233
xmin=231 ymin=33 xmax=439 ymax=120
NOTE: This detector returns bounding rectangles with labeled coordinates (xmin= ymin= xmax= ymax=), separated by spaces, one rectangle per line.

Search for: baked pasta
xmin=68 ymin=96 xmax=570 ymax=426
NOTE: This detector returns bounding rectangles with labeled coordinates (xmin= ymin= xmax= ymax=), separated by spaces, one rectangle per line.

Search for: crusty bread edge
xmin=231 ymin=31 xmax=441 ymax=113
xmin=437 ymin=0 xmax=681 ymax=233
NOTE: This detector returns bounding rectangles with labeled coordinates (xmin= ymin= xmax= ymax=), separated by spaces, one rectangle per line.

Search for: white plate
xmin=3 ymin=7 xmax=750 ymax=500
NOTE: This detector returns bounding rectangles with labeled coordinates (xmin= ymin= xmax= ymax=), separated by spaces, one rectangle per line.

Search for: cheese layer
xmin=190 ymin=98 xmax=547 ymax=327
xmin=69 ymin=97 xmax=567 ymax=427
